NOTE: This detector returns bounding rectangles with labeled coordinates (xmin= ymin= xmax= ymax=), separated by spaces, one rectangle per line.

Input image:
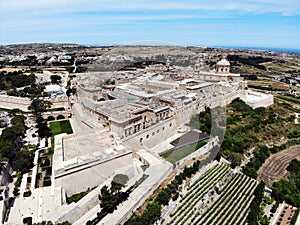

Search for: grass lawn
xmin=47 ymin=107 xmax=65 ymax=112
xmin=50 ymin=119 xmax=73 ymax=135
xmin=50 ymin=120 xmax=73 ymax=152
xmin=162 ymin=140 xmax=207 ymax=164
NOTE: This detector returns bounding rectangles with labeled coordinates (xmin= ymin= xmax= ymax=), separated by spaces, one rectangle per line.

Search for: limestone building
xmin=195 ymin=55 xmax=243 ymax=82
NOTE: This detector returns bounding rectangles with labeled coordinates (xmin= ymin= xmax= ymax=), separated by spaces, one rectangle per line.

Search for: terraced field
xmin=259 ymin=145 xmax=300 ymax=187
xmin=164 ymin=163 xmax=257 ymax=225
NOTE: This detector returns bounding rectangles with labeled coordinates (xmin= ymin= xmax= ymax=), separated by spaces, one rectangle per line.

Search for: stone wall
xmin=123 ymin=117 xmax=177 ymax=149
xmin=45 ymin=96 xmax=69 ymax=108
xmin=241 ymin=91 xmax=274 ymax=109
xmin=53 ymin=133 xmax=133 ymax=195
xmin=55 ymin=153 xmax=133 ymax=195
xmin=175 ymin=103 xmax=195 ymax=126
xmin=0 ymin=95 xmax=69 ymax=111
xmin=0 ymin=95 xmax=31 ymax=111
xmin=177 ymin=137 xmax=219 ymax=168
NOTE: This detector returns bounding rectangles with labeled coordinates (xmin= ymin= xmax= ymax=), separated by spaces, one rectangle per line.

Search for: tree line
xmin=0 ymin=114 xmax=34 ymax=173
xmin=0 ymin=71 xmax=35 ymax=90
xmin=86 ymin=174 xmax=130 ymax=225
xmin=272 ymin=159 xmax=300 ymax=207
xmin=246 ymin=182 xmax=265 ymax=225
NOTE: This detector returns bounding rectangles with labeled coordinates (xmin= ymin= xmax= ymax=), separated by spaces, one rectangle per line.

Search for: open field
xmin=265 ymin=63 xmax=300 ymax=73
xmin=232 ymin=64 xmax=269 ymax=75
xmin=258 ymin=145 xmax=300 ymax=187
xmin=247 ymin=79 xmax=290 ymax=91
xmin=276 ymin=95 xmax=300 ymax=105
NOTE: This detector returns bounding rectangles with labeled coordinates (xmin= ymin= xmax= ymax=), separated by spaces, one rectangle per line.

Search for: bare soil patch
xmin=258 ymin=145 xmax=300 ymax=187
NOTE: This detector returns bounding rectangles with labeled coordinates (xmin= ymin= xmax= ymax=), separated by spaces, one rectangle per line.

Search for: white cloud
xmin=0 ymin=0 xmax=299 ymax=16
xmin=0 ymin=0 xmax=299 ymax=46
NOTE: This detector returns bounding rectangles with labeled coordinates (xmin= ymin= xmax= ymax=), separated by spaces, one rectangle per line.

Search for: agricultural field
xmin=259 ymin=145 xmax=300 ymax=187
xmin=164 ymin=163 xmax=257 ymax=225
xmin=247 ymin=79 xmax=290 ymax=91
xmin=264 ymin=63 xmax=300 ymax=74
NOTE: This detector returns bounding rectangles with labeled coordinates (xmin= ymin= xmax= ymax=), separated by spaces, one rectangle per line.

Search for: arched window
xmin=57 ymin=115 xmax=65 ymax=120
xmin=47 ymin=116 xmax=55 ymax=121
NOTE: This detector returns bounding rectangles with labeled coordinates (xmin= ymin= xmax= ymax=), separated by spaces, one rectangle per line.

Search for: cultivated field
xmin=258 ymin=145 xmax=300 ymax=187
xmin=164 ymin=164 xmax=257 ymax=225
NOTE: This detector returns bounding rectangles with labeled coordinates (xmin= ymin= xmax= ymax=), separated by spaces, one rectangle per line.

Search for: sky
xmin=0 ymin=0 xmax=299 ymax=49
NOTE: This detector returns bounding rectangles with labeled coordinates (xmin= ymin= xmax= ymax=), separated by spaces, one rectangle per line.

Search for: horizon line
xmin=1 ymin=42 xmax=299 ymax=53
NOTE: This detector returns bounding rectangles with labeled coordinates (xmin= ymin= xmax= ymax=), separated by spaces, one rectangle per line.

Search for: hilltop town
xmin=0 ymin=44 xmax=299 ymax=225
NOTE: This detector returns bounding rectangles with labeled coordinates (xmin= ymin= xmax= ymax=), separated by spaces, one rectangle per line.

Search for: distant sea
xmin=86 ymin=43 xmax=300 ymax=54
xmin=215 ymin=46 xmax=300 ymax=54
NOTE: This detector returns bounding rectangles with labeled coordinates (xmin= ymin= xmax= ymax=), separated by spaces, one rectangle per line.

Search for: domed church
xmin=195 ymin=55 xmax=243 ymax=82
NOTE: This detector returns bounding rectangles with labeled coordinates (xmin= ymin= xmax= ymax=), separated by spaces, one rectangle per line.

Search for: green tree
xmin=12 ymin=149 xmax=34 ymax=173
xmin=111 ymin=174 xmax=129 ymax=193
xmin=99 ymin=185 xmax=117 ymax=213
xmin=29 ymin=98 xmax=52 ymax=140
xmin=50 ymin=75 xmax=62 ymax=84
xmin=29 ymin=98 xmax=52 ymax=118
xmin=36 ymin=121 xmax=52 ymax=140
xmin=156 ymin=189 xmax=171 ymax=205
xmin=0 ymin=139 xmax=14 ymax=158
xmin=66 ymin=87 xmax=76 ymax=97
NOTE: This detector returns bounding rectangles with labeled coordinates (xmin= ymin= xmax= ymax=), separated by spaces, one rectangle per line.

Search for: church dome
xmin=216 ymin=57 xmax=230 ymax=66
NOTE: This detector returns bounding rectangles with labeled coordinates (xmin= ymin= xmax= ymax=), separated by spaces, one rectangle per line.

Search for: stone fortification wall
xmin=0 ymin=95 xmax=31 ymax=111
xmin=0 ymin=95 xmax=68 ymax=111
xmin=177 ymin=136 xmax=218 ymax=168
xmin=55 ymin=154 xmax=133 ymax=195
xmin=55 ymin=187 xmax=100 ymax=224
xmin=123 ymin=117 xmax=176 ymax=149
xmin=241 ymin=91 xmax=274 ymax=109
xmin=210 ymin=91 xmax=242 ymax=108
xmin=53 ymin=133 xmax=133 ymax=195
xmin=175 ymin=103 xmax=195 ymax=126
xmin=45 ymin=96 xmax=69 ymax=108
